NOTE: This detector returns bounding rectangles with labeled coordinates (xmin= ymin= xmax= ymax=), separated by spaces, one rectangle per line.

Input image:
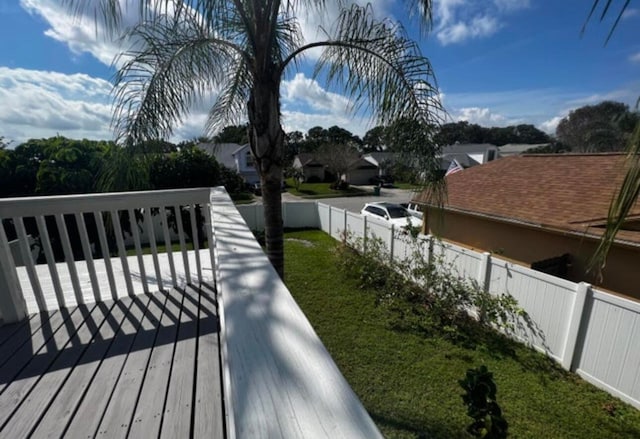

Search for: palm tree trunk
xmin=248 ymin=76 xmax=285 ymax=279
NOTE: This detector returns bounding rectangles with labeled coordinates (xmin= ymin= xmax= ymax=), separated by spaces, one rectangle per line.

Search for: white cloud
xmin=434 ymin=0 xmax=529 ymax=45
xmin=539 ymin=116 xmax=563 ymax=134
xmin=0 ymin=67 xmax=114 ymax=142
xmin=282 ymin=73 xmax=351 ymax=113
xmin=453 ymin=106 xmax=519 ymax=126
xmin=629 ymin=52 xmax=640 ymax=63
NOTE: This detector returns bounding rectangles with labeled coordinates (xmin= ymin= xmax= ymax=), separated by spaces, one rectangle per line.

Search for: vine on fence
xmin=335 ymin=229 xmax=532 ymax=345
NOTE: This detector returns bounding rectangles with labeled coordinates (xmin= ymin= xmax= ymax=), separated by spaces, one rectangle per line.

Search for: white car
xmin=360 ymin=202 xmax=423 ymax=229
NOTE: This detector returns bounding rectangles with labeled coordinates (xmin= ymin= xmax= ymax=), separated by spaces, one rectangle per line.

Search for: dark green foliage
xmin=149 ymin=146 xmax=220 ymax=189
xmin=214 ymin=124 xmax=249 ymax=144
xmin=433 ymin=121 xmax=551 ymax=147
xmin=459 ymin=366 xmax=508 ymax=438
xmin=335 ymin=232 xmax=526 ymax=343
xmin=556 ymin=101 xmax=639 ymax=152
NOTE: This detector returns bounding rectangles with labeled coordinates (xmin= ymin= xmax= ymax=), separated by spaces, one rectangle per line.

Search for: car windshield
xmin=387 ymin=207 xmax=408 ymax=218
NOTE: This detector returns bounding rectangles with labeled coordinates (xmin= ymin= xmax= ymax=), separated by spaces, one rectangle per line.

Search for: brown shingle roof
xmin=416 ymin=153 xmax=640 ymax=244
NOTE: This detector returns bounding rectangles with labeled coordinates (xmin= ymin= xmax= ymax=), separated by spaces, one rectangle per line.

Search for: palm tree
xmin=583 ymin=1 xmax=640 ymax=277
xmin=62 ymin=0 xmax=443 ymax=278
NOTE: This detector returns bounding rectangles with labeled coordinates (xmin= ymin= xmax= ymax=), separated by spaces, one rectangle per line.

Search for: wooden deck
xmin=0 ymin=284 xmax=225 ymax=439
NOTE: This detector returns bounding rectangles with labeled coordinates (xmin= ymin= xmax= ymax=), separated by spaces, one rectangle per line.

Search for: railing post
xmin=0 ymin=224 xmax=28 ymax=323
xmin=561 ymin=282 xmax=591 ymax=371
xmin=477 ymin=252 xmax=491 ymax=291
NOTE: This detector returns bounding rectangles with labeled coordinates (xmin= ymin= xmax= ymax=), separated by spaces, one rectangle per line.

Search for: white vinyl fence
xmin=238 ymin=201 xmax=640 ymax=410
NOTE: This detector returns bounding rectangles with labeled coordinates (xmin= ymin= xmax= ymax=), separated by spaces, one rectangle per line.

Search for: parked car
xmin=360 ymin=202 xmax=422 ymax=229
xmin=400 ymin=202 xmax=424 ymax=219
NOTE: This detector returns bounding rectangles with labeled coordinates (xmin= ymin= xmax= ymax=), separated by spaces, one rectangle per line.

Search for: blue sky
xmin=1 ymin=0 xmax=639 ymax=144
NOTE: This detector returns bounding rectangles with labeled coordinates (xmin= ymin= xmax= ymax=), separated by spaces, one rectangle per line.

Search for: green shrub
xmin=335 ymin=230 xmax=527 ymax=343
xmin=459 ymin=365 xmax=508 ymax=438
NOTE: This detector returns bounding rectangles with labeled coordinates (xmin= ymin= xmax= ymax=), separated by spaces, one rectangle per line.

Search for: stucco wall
xmin=426 ymin=209 xmax=640 ymax=300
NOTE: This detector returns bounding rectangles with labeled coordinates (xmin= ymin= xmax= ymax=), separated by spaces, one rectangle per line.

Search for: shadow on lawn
xmin=369 ymin=411 xmax=468 ymax=439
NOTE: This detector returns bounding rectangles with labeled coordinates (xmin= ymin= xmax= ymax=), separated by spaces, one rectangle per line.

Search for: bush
xmin=329 ymin=180 xmax=350 ymax=190
xmin=459 ymin=365 xmax=508 ymax=438
xmin=335 ymin=231 xmax=527 ymax=342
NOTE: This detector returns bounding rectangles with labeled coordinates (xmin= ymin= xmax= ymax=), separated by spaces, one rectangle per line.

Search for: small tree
xmin=459 ymin=366 xmax=508 ymax=439
xmin=316 ymin=143 xmax=359 ymax=186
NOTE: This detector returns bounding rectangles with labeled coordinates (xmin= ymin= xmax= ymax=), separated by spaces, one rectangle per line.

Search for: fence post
xmin=561 ymin=282 xmax=591 ymax=371
xmin=344 ymin=208 xmax=348 ymax=238
xmin=328 ymin=207 xmax=332 ymax=238
xmin=363 ymin=215 xmax=368 ymax=250
xmin=477 ymin=252 xmax=491 ymax=291
xmin=389 ymin=224 xmax=395 ymax=262
xmin=0 ymin=225 xmax=28 ymax=323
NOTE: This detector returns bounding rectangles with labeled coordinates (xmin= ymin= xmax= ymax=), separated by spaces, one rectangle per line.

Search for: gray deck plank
xmin=126 ymin=288 xmax=184 ymax=438
xmin=0 ymin=301 xmax=115 ymax=438
xmin=94 ymin=290 xmax=174 ymax=438
xmin=159 ymin=285 xmax=199 ymax=439
xmin=193 ymin=285 xmax=225 ymax=439
xmin=28 ymin=297 xmax=134 ymax=439
xmin=0 ymin=313 xmax=35 ymax=346
xmin=0 ymin=304 xmax=95 ymax=428
xmin=0 ymin=311 xmax=57 ymax=372
xmin=63 ymin=294 xmax=156 ymax=439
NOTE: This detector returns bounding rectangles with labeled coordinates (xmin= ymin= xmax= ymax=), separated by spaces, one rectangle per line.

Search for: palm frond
xmin=314 ymin=4 xmax=443 ymax=127
xmin=582 ymin=0 xmax=631 ymax=44
xmin=590 ymin=121 xmax=640 ymax=278
xmin=111 ymin=11 xmax=246 ymax=144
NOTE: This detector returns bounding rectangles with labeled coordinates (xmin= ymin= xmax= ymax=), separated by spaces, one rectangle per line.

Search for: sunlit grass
xmin=284 ymin=229 xmax=640 ymax=439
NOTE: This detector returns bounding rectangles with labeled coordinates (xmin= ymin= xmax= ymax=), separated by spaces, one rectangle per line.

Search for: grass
xmin=283 ymin=229 xmax=640 ymax=439
xmin=392 ymin=182 xmax=422 ymax=190
xmin=285 ymin=178 xmax=370 ymax=198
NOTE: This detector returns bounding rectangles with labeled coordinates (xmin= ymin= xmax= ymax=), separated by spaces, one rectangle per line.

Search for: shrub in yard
xmin=335 ymin=230 xmax=527 ymax=342
xmin=459 ymin=365 xmax=508 ymax=438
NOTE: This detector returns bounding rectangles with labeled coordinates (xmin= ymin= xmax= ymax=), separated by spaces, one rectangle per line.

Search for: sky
xmin=0 ymin=0 xmax=639 ymax=145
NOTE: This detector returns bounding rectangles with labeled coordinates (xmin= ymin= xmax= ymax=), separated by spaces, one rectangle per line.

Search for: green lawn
xmin=283 ymin=230 xmax=640 ymax=439
xmin=285 ymin=178 xmax=370 ymax=198
xmin=391 ymin=182 xmax=422 ymax=190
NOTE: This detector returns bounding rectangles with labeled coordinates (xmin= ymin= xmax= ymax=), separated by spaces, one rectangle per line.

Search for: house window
xmin=246 ymin=151 xmax=254 ymax=168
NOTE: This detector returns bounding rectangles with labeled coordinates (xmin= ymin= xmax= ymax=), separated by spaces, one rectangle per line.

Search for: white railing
xmin=238 ymin=201 xmax=640 ymax=410
xmin=0 ymin=188 xmax=214 ymax=322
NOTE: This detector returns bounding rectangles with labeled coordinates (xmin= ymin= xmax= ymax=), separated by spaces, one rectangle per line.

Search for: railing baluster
xmin=144 ymin=207 xmax=163 ymax=291
xmin=94 ymin=211 xmax=118 ymax=300
xmin=110 ymin=210 xmax=134 ymax=296
xmin=174 ymin=204 xmax=191 ymax=285
xmin=128 ymin=208 xmax=148 ymax=293
xmin=0 ymin=220 xmax=28 ymax=322
xmin=204 ymin=199 xmax=216 ymax=287
xmin=159 ymin=206 xmax=177 ymax=287
xmin=55 ymin=213 xmax=83 ymax=305
xmin=14 ymin=217 xmax=45 ymax=311
xmin=36 ymin=215 xmax=65 ymax=308
xmin=189 ymin=204 xmax=202 ymax=284
xmin=75 ymin=212 xmax=101 ymax=303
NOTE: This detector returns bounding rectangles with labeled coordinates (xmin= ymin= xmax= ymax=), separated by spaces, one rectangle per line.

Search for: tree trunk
xmin=248 ymin=75 xmax=285 ymax=279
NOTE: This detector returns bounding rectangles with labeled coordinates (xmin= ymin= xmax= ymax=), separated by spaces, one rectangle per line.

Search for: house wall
xmin=304 ymin=165 xmax=325 ymax=181
xmin=347 ymin=168 xmax=378 ymax=185
xmin=426 ymin=209 xmax=640 ymax=300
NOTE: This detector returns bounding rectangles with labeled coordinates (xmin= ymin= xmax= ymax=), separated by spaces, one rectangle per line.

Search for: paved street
xmin=279 ymin=186 xmax=421 ymax=213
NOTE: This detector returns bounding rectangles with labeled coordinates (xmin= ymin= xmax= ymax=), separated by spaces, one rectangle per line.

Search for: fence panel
xmin=345 ymin=212 xmax=365 ymax=241
xmin=329 ymin=207 xmax=345 ymax=240
xmin=317 ymin=203 xmax=330 ymax=234
xmin=432 ymin=241 xmax=481 ymax=280
xmin=488 ymin=259 xmax=576 ymax=361
xmin=366 ymin=217 xmax=392 ymax=250
xmin=283 ymin=202 xmax=320 ymax=229
xmin=574 ymin=289 xmax=640 ymax=409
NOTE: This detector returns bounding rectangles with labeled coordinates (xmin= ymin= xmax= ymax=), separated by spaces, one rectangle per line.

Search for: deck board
xmin=193 ymin=284 xmax=225 ymax=439
xmin=160 ymin=285 xmax=199 ymax=438
xmin=0 ymin=301 xmax=114 ymax=438
xmin=0 ymin=287 xmax=224 ymax=439
xmin=29 ymin=298 xmax=135 ymax=439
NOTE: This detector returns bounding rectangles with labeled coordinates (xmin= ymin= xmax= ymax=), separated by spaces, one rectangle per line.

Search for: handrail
xmin=0 ymin=188 xmax=214 ymax=322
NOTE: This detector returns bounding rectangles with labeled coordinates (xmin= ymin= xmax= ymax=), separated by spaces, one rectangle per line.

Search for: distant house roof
xmin=441 ymin=143 xmax=497 ymax=155
xmin=441 ymin=153 xmax=480 ymax=170
xmin=498 ymin=143 xmax=550 ymax=157
xmin=363 ymin=152 xmax=396 ymax=167
xmin=295 ymin=153 xmax=324 ymax=167
xmin=416 ymin=153 xmax=640 ymax=246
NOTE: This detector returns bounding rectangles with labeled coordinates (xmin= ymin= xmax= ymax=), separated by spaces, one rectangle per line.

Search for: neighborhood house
xmin=415 ymin=153 xmax=640 ymax=300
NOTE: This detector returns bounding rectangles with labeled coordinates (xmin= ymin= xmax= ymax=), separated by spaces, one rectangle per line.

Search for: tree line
xmin=0 ymin=136 xmax=244 ymax=198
